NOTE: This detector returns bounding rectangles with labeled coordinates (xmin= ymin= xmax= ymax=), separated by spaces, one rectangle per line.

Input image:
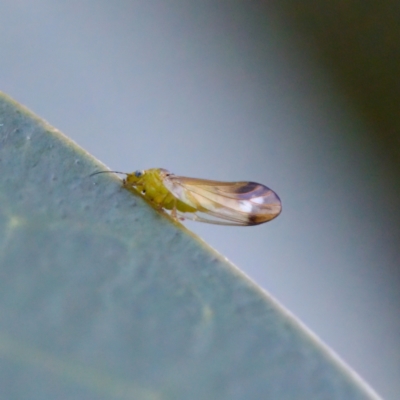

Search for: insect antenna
xmin=89 ymin=170 xmax=127 ymax=177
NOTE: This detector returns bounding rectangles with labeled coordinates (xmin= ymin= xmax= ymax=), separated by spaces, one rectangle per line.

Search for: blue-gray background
xmin=1 ymin=2 xmax=399 ymax=399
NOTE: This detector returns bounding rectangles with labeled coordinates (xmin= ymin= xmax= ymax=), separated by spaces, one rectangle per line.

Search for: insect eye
xmin=134 ymin=170 xmax=144 ymax=178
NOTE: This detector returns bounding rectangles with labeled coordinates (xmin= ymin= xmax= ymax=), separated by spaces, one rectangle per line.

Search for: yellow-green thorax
xmin=123 ymin=168 xmax=196 ymax=213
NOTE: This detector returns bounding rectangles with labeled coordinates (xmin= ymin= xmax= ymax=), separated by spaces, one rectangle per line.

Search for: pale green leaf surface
xmin=0 ymin=92 xmax=380 ymax=399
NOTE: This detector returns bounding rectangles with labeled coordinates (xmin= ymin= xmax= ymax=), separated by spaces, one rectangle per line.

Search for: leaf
xmin=0 ymin=92 xmax=380 ymax=399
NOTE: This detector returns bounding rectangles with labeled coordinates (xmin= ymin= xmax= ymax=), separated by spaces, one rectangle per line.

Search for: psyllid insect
xmin=91 ymin=168 xmax=281 ymax=226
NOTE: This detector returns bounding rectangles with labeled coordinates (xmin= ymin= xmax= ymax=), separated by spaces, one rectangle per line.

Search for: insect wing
xmin=164 ymin=176 xmax=282 ymax=225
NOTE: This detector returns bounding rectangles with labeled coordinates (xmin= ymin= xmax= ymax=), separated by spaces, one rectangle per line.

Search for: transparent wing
xmin=164 ymin=175 xmax=282 ymax=226
xmin=175 ymin=209 xmax=248 ymax=226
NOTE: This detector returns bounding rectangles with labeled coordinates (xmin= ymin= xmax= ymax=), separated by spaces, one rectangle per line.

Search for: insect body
xmin=91 ymin=168 xmax=281 ymax=226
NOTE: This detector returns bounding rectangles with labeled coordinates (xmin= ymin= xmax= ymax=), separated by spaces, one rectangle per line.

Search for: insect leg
xmin=171 ymin=199 xmax=177 ymax=219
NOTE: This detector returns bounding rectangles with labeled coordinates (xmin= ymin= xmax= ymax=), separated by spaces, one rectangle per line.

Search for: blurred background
xmin=1 ymin=1 xmax=399 ymax=398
